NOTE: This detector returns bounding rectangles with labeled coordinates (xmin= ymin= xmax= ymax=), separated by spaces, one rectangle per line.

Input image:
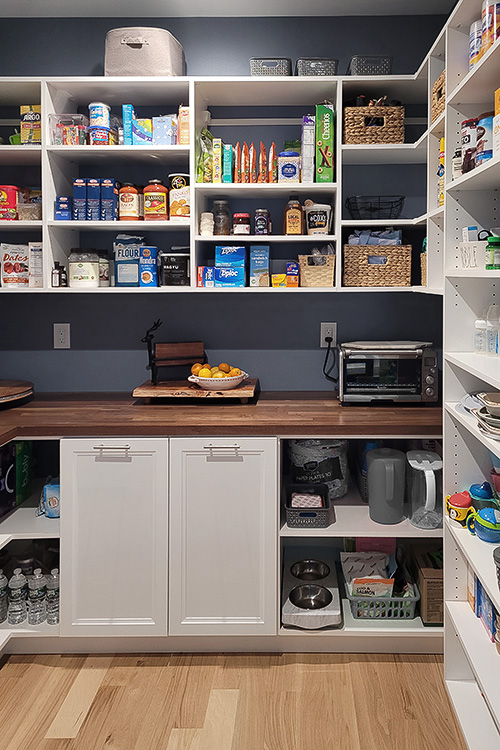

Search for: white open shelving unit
xmin=441 ymin=0 xmax=500 ymax=744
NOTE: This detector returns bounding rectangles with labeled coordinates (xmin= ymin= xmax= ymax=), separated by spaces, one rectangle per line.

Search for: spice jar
xmin=119 ymin=183 xmax=140 ymax=221
xmin=254 ymin=208 xmax=271 ymax=235
xmin=144 ymin=179 xmax=168 ymax=221
xmin=233 ymin=212 xmax=251 ymax=235
xmin=212 ymin=200 xmax=230 ymax=235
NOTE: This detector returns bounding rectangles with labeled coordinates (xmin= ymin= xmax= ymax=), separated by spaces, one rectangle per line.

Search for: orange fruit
xmin=218 ymin=362 xmax=231 ymax=373
xmin=191 ymin=363 xmax=203 ymax=375
xmin=212 ymin=371 xmax=225 ymax=378
xmin=210 ymin=366 xmax=220 ymax=374
xmin=198 ymin=368 xmax=212 ymax=378
xmin=229 ymin=367 xmax=242 ymax=377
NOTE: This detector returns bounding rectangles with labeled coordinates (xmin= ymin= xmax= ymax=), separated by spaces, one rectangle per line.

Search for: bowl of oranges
xmin=188 ymin=362 xmax=248 ymax=391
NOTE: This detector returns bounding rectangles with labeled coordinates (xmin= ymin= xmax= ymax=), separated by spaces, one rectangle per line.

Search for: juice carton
xmin=215 ymin=245 xmax=246 ymax=268
xmin=20 ymin=105 xmax=41 ymax=144
xmin=122 ymin=104 xmax=136 ymax=146
xmin=249 ymin=245 xmax=270 ymax=287
xmin=222 ymin=144 xmax=234 ymax=183
xmin=315 ymin=103 xmax=335 ymax=183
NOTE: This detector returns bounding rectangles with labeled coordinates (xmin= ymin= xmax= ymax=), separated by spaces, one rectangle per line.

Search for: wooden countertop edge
xmin=0 ymin=391 xmax=443 ymax=444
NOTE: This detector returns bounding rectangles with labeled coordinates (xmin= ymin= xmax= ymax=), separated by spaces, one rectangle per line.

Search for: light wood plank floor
xmin=0 ymin=653 xmax=466 ymax=750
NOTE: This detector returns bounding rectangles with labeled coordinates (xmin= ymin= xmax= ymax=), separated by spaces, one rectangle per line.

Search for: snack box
xmin=222 ymin=144 xmax=234 ymax=183
xmin=55 ymin=209 xmax=72 ymax=221
xmin=315 ymin=103 xmax=335 ymax=183
xmin=152 ymin=115 xmax=177 ymax=145
xmin=215 ymin=245 xmax=246 ymax=268
xmin=20 ymin=105 xmax=41 ymax=145
xmin=132 ymin=119 xmax=153 ymax=145
xmin=271 ymin=273 xmax=287 ymax=287
xmin=139 ymin=246 xmax=158 ymax=287
xmin=249 ymin=245 xmax=270 ymax=287
xmin=122 ymin=104 xmax=136 ymax=145
xmin=86 ymin=178 xmax=101 ymax=221
xmin=286 ymin=261 xmax=299 ymax=287
xmin=212 ymin=138 xmax=223 ymax=183
xmin=40 ymin=479 xmax=60 ymax=518
xmin=177 ymin=106 xmax=190 ymax=145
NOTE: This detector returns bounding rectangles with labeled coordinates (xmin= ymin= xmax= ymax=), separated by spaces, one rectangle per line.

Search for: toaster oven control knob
xmin=425 ymin=387 xmax=435 ymax=397
xmin=429 ymin=367 xmax=436 ymax=374
xmin=425 ymin=375 xmax=435 ymax=385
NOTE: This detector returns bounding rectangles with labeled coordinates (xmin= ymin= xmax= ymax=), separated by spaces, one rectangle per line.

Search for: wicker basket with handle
xmin=343 ymin=244 xmax=412 ymax=287
xmin=431 ymin=70 xmax=446 ymax=123
xmin=298 ymin=254 xmax=335 ymax=287
xmin=344 ymin=106 xmax=404 ymax=145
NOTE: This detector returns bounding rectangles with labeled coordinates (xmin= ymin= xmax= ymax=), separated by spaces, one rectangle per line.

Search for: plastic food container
xmin=88 ymin=101 xmax=111 ymax=128
xmin=88 ymin=126 xmax=116 ymax=146
xmin=68 ymin=251 xmax=100 ymax=288
xmin=16 ymin=203 xmax=42 ymax=221
xmin=304 ymin=203 xmax=332 ymax=235
xmin=0 ymin=185 xmax=19 ymax=220
xmin=49 ymin=114 xmax=88 ymax=145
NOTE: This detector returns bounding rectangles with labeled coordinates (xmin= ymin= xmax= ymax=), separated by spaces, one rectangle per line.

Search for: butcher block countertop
xmin=0 ymin=392 xmax=442 ymax=445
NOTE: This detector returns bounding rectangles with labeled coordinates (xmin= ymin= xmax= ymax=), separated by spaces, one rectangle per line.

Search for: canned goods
xmin=88 ymin=126 xmax=112 ymax=146
xmin=88 ymin=101 xmax=111 ymax=128
xmin=0 ymin=185 xmax=18 ymax=220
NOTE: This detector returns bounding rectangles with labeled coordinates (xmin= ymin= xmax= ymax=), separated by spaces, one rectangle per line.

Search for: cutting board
xmin=0 ymin=380 xmax=34 ymax=405
xmin=133 ymin=378 xmax=259 ymax=404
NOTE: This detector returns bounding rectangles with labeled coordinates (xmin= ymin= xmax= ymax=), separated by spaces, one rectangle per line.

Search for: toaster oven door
xmin=341 ymin=352 xmax=422 ymax=402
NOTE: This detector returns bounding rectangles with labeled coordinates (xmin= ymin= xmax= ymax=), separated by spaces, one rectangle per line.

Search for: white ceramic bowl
xmin=477 ymin=392 xmax=500 ymax=417
xmin=188 ymin=371 xmax=249 ymax=391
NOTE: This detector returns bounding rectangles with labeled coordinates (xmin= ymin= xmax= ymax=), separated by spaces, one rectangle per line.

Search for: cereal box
xmin=315 ymin=103 xmax=335 ymax=183
xmin=212 ymin=138 xmax=223 ymax=183
xmin=20 ymin=105 xmax=41 ymax=145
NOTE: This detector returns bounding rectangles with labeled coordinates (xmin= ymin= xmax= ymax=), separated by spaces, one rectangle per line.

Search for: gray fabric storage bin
xmin=104 ymin=27 xmax=185 ymax=76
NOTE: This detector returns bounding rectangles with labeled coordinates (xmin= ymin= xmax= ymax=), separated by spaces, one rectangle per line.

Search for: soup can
xmin=88 ymin=101 xmax=111 ymax=128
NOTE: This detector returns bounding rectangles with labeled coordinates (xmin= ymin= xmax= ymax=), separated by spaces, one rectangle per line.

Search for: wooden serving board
xmin=133 ymin=378 xmax=259 ymax=404
xmin=0 ymin=380 xmax=34 ymax=405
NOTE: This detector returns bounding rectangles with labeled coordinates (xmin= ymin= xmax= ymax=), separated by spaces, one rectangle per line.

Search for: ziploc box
xmin=249 ymin=245 xmax=270 ymax=287
xmin=113 ymin=234 xmax=144 ymax=287
xmin=86 ymin=178 xmax=101 ymax=221
xmin=222 ymin=144 xmax=233 ymax=183
xmin=315 ymin=103 xmax=335 ymax=183
xmin=152 ymin=115 xmax=177 ymax=145
xmin=212 ymin=138 xmax=223 ymax=183
xmin=122 ymin=104 xmax=136 ymax=146
xmin=301 ymin=115 xmax=315 ymax=183
xmin=215 ymin=245 xmax=246 ymax=268
xmin=132 ymin=118 xmax=153 ymax=145
xmin=197 ymin=266 xmax=215 ymax=287
xmin=139 ymin=246 xmax=158 ymax=287
xmin=72 ymin=178 xmax=87 ymax=220
xmin=100 ymin=178 xmax=119 ymax=221
xmin=214 ymin=267 xmax=245 ymax=287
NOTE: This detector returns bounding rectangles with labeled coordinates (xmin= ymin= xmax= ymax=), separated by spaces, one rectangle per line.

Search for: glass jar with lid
xmin=212 ymin=200 xmax=230 ymax=235
xmin=233 ymin=212 xmax=251 ymax=235
xmin=68 ymin=250 xmax=100 ymax=288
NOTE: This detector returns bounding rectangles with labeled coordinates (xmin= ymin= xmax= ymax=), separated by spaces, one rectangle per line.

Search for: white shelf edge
xmin=446 ymin=679 xmax=500 ymax=748
xmin=445 ymin=155 xmax=500 ymax=192
xmin=194 ymin=183 xmax=337 ymax=191
xmin=341 ymin=217 xmax=427 ymax=226
xmin=194 ymin=234 xmax=337 ymax=242
xmin=447 ymin=39 xmax=500 ymax=105
xmin=0 ymin=622 xmax=59 ymax=638
xmin=445 ymin=269 xmax=500 ymax=278
xmin=444 ymin=352 xmax=500 ymax=391
xmin=47 ymin=220 xmax=190 ymax=230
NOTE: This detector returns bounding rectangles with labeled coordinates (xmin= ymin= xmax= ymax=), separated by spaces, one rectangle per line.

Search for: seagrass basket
xmin=343 ymin=244 xmax=412 ymax=287
xmin=344 ymin=106 xmax=404 ymax=144
xmin=420 ymin=253 xmax=427 ymax=286
xmin=431 ymin=70 xmax=446 ymax=123
xmin=298 ymin=254 xmax=335 ymax=287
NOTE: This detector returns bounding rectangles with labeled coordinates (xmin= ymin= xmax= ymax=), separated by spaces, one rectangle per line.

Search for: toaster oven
xmin=339 ymin=341 xmax=438 ymax=403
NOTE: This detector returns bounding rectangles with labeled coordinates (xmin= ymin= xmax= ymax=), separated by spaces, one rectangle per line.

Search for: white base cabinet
xmin=60 ymin=438 xmax=168 ymax=637
xmin=168 ymin=437 xmax=278 ymax=636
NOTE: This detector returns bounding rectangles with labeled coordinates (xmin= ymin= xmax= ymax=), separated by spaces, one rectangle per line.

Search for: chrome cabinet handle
xmin=93 ymin=444 xmax=131 ymax=451
xmin=203 ymin=444 xmax=240 ymax=450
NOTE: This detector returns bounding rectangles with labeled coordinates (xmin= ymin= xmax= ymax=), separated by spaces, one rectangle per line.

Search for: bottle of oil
xmin=283 ymin=195 xmax=303 ymax=235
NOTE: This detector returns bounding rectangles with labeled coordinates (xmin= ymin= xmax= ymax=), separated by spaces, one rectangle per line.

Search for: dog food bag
xmin=1 ymin=243 xmax=29 ymax=288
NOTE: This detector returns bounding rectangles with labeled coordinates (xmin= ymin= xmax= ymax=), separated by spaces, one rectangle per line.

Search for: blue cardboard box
xmin=122 ymin=104 xmax=136 ymax=146
xmin=139 ymin=246 xmax=158 ymax=287
xmin=215 ymin=245 xmax=246 ymax=268
xmin=72 ymin=178 xmax=87 ymax=221
xmin=100 ymin=178 xmax=118 ymax=221
xmin=214 ymin=267 xmax=246 ymax=287
xmin=86 ymin=178 xmax=101 ymax=221
xmin=152 ymin=115 xmax=177 ymax=145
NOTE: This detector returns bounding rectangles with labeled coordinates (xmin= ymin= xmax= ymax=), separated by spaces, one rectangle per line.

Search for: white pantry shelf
xmin=445 ymin=352 xmax=500 ymax=391
xmin=445 ymin=679 xmax=499 ymax=749
xmin=47 ymin=220 xmax=190 ymax=231
xmin=195 ymin=183 xmax=337 ymax=197
xmin=447 ymin=39 xmax=500 ymax=106
xmin=46 ymin=145 xmax=190 ymax=165
xmin=341 ymin=140 xmax=427 ymax=165
xmin=446 ymin=268 xmax=500 ymax=278
xmin=194 ymin=234 xmax=337 ymax=243
xmin=444 ymin=401 xmax=500 ymax=462
xmin=446 ymin=155 xmax=500 ymax=193
xmin=0 ymin=221 xmax=42 ymax=231
xmin=0 ymin=486 xmax=60 ymax=546
xmin=0 ymin=145 xmax=41 ymax=165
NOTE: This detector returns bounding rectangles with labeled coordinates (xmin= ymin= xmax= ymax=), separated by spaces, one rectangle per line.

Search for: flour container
xmin=288 ymin=440 xmax=349 ymax=500
xmin=367 ymin=448 xmax=406 ymax=524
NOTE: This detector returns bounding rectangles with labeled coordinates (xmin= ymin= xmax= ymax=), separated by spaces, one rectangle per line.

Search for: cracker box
xmin=315 ymin=103 xmax=335 ymax=183
xmin=152 ymin=115 xmax=177 ymax=145
xmin=212 ymin=138 xmax=223 ymax=183
xmin=222 ymin=144 xmax=234 ymax=183
xmin=215 ymin=245 xmax=246 ymax=268
xmin=132 ymin=119 xmax=153 ymax=145
xmin=177 ymin=106 xmax=190 ymax=145
xmin=20 ymin=105 xmax=41 ymax=145
xmin=28 ymin=242 xmax=43 ymax=288
xmin=122 ymin=104 xmax=136 ymax=145
xmin=301 ymin=115 xmax=315 ymax=183
xmin=197 ymin=266 xmax=215 ymax=287
xmin=86 ymin=178 xmax=101 ymax=221
xmin=249 ymin=245 xmax=270 ymax=287
xmin=214 ymin=267 xmax=245 ymax=287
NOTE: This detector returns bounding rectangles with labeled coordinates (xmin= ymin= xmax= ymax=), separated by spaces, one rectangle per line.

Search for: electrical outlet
xmin=53 ymin=323 xmax=70 ymax=349
xmin=320 ymin=322 xmax=337 ymax=348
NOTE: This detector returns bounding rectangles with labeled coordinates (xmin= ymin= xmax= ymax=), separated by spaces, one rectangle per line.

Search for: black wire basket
xmin=345 ymin=195 xmax=405 ymax=220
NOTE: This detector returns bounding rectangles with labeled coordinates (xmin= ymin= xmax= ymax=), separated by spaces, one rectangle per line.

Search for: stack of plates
xmin=471 ymin=393 xmax=500 ymax=441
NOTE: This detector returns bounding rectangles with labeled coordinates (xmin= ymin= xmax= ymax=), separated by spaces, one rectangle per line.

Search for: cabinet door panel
xmin=169 ymin=438 xmax=278 ymax=636
xmin=60 ymin=438 xmax=168 ymax=637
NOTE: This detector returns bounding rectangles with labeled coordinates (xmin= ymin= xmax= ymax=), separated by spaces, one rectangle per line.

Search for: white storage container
xmin=104 ymin=27 xmax=185 ymax=77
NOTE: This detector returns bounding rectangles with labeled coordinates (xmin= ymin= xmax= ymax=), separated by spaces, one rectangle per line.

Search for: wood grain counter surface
xmin=0 ymin=392 xmax=442 ymax=444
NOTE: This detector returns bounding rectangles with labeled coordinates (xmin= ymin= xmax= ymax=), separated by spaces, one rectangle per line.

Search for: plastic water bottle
xmin=28 ymin=569 xmax=46 ymax=626
xmin=474 ymin=315 xmax=487 ymax=355
xmin=0 ymin=570 xmax=8 ymax=624
xmin=486 ymin=304 xmax=499 ymax=357
xmin=46 ymin=568 xmax=59 ymax=626
xmin=8 ymin=568 xmax=27 ymax=625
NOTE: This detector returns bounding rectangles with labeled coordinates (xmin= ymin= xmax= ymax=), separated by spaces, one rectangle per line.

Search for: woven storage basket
xmin=344 ymin=106 xmax=404 ymax=145
xmin=298 ymin=255 xmax=335 ymax=287
xmin=343 ymin=245 xmax=412 ymax=287
xmin=431 ymin=70 xmax=446 ymax=123
xmin=420 ymin=253 xmax=427 ymax=286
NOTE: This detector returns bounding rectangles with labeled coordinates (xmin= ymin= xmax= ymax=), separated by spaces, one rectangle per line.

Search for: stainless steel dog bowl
xmin=288 ymin=584 xmax=333 ymax=610
xmin=290 ymin=559 xmax=330 ymax=581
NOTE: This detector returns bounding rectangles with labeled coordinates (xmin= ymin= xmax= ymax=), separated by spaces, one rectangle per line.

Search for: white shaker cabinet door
xmin=169 ymin=438 xmax=278 ymax=636
xmin=60 ymin=438 xmax=168 ymax=637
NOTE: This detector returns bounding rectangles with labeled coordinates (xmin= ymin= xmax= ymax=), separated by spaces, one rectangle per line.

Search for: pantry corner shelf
xmin=0 ymin=485 xmax=60 ymax=548
xmin=447 ymin=38 xmax=500 ymax=106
